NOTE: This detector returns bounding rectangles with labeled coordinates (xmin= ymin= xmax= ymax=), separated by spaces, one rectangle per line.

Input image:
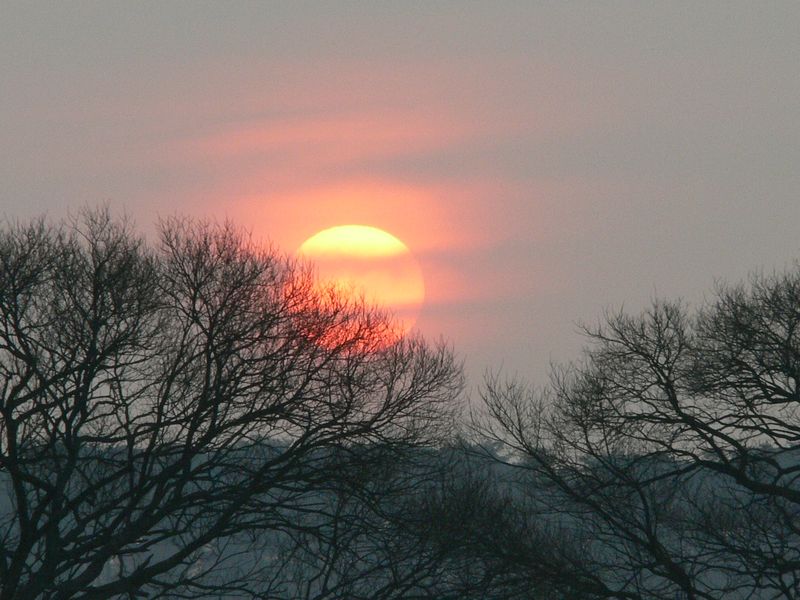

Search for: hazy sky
xmin=2 ymin=2 xmax=799 ymax=386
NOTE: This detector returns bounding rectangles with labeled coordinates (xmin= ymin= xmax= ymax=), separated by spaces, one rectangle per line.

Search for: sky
xmin=1 ymin=2 xmax=799 ymax=387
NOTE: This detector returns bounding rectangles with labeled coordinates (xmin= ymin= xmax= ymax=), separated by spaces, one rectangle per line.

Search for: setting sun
xmin=298 ymin=225 xmax=425 ymax=341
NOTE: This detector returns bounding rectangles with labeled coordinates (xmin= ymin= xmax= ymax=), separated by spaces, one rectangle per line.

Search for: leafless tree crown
xmin=0 ymin=210 xmax=462 ymax=600
xmin=473 ymin=268 xmax=800 ymax=599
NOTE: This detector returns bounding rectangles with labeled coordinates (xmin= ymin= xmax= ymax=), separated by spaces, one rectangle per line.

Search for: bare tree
xmin=0 ymin=210 xmax=461 ymax=600
xmin=473 ymin=268 xmax=800 ymax=599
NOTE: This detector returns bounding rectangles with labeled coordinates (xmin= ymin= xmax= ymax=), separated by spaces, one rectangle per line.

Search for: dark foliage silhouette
xmin=0 ymin=210 xmax=461 ymax=600
xmin=472 ymin=268 xmax=800 ymax=599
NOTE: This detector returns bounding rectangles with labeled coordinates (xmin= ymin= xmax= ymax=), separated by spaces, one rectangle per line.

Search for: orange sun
xmin=297 ymin=225 xmax=425 ymax=347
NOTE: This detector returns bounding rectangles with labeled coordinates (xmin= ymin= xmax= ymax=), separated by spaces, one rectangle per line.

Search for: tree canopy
xmin=0 ymin=211 xmax=461 ymax=599
xmin=472 ymin=268 xmax=800 ymax=599
xmin=3 ymin=209 xmax=800 ymax=600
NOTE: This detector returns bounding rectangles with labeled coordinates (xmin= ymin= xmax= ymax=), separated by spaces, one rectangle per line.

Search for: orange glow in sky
xmin=298 ymin=225 xmax=425 ymax=343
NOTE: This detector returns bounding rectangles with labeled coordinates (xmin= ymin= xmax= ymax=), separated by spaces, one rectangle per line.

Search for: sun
xmin=297 ymin=225 xmax=425 ymax=345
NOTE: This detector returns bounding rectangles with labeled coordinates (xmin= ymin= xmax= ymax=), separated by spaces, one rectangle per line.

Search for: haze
xmin=1 ymin=2 xmax=798 ymax=385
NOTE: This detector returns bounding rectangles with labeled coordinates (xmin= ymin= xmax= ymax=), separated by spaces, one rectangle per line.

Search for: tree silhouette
xmin=0 ymin=210 xmax=461 ymax=600
xmin=473 ymin=268 xmax=800 ymax=599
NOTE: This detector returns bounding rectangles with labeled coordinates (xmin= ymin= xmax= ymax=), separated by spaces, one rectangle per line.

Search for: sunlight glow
xmin=299 ymin=225 xmax=411 ymax=258
xmin=298 ymin=225 xmax=425 ymax=341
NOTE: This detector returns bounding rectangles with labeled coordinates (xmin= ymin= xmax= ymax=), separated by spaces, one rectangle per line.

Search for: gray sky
xmin=2 ymin=2 xmax=799 ymax=387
